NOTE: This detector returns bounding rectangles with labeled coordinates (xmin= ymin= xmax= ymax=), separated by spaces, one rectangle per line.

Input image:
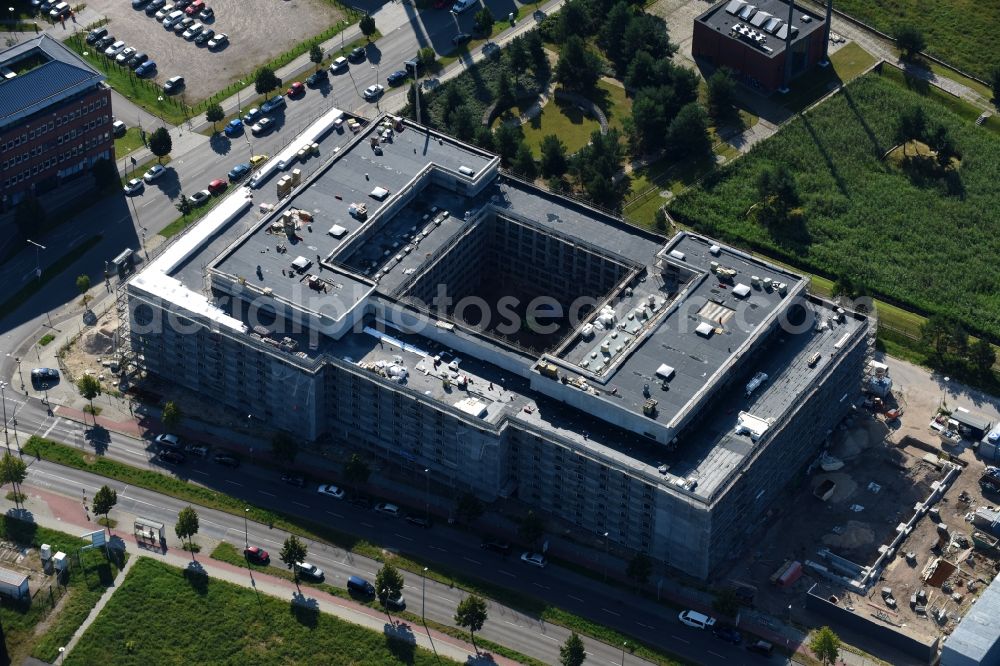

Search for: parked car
xmin=185 ymin=443 xmax=209 ymax=457
xmin=49 ymin=2 xmax=70 ymax=19
xmin=281 ymin=473 xmax=305 ymax=487
xmin=287 ymin=81 xmax=304 ymax=97
xmin=112 ymin=119 xmax=127 ymax=137
xmin=163 ymin=75 xmax=185 ymax=94
xmin=223 ymin=119 xmax=243 ymax=138
xmin=95 ymin=34 xmax=116 ymax=50
xmin=317 ymin=484 xmax=345 ymax=499
xmin=143 ymin=164 xmax=166 ymax=182
xmin=746 ymin=640 xmax=774 ymax=656
xmin=330 ymin=56 xmax=348 ymax=72
xmin=451 ymin=0 xmax=476 ymax=13
xmin=712 ymin=625 xmax=742 ymax=645
xmin=373 ymin=502 xmax=400 ymax=517
xmin=184 ymin=0 xmax=203 ymax=15
xmin=213 ymin=453 xmax=240 ymax=468
xmin=346 ymin=575 xmax=375 ymax=597
xmin=208 ymin=178 xmax=227 ymax=194
xmin=678 ymin=610 xmax=716 ymax=629
xmin=174 ymin=17 xmax=196 ymax=34
xmin=132 ymin=0 xmax=150 ymax=8
xmin=227 ymin=162 xmax=250 ymax=181
xmin=480 ymin=539 xmax=510 ymax=554
xmin=306 ymin=69 xmax=328 ymax=87
xmin=249 ymin=154 xmax=268 ymax=168
xmin=30 ymin=367 xmax=60 ymax=390
xmin=199 ymin=6 xmax=213 ymax=20
xmin=162 ymin=9 xmax=184 ymax=27
xmin=244 ymin=546 xmax=269 ymax=564
xmin=207 ymin=32 xmax=228 ymax=49
xmin=242 ymin=107 xmax=261 ymax=124
xmin=189 ymin=189 xmax=211 ymax=206
xmin=127 ymin=52 xmax=149 ymax=69
xmin=295 ymin=562 xmax=324 ymax=581
xmin=194 ymin=28 xmax=214 ymax=45
xmin=104 ymin=40 xmax=127 ymax=58
xmin=362 ymin=84 xmax=384 ymax=101
xmin=348 ymin=495 xmax=371 ymax=510
xmin=260 ymin=96 xmax=285 ymax=114
xmin=452 ymin=32 xmax=471 ymax=47
xmin=124 ymin=178 xmax=144 ymax=195
xmin=154 ymin=433 xmax=182 ymax=449
xmin=405 ymin=515 xmax=432 ymax=529
xmin=347 ymin=46 xmax=366 ymax=63
xmin=382 ymin=590 xmax=406 ymax=610
xmin=386 ymin=70 xmax=407 ymax=86
xmin=520 ymin=552 xmax=547 ymax=568
xmin=145 ymin=0 xmax=166 ymax=14
xmin=135 ymin=60 xmax=157 ymax=77
xmin=115 ymin=47 xmax=137 ymax=65
xmin=85 ymin=26 xmax=108 ymax=44
xmin=250 ymin=117 xmax=274 ymax=136
xmin=158 ymin=450 xmax=185 ymax=465
xmin=182 ymin=21 xmax=203 ymax=40
xmin=154 ymin=6 xmax=171 ymax=19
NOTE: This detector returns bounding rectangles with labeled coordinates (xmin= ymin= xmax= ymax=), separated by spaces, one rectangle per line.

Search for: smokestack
xmin=822 ymin=0 xmax=833 ymax=64
xmin=780 ymin=0 xmax=796 ymax=92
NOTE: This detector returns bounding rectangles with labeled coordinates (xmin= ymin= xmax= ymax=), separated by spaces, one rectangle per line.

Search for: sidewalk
xmin=2 ymin=490 xmax=510 ymax=666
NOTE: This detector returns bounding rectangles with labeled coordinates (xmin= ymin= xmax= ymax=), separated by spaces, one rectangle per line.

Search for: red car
xmin=185 ymin=0 xmax=204 ymax=15
xmin=244 ymin=546 xmax=269 ymax=564
xmin=287 ymin=81 xmax=305 ymax=98
xmin=208 ymin=178 xmax=227 ymax=194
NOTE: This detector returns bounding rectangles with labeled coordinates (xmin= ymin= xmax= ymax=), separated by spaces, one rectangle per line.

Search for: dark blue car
xmin=228 ymin=162 xmax=250 ymax=181
xmin=135 ymin=60 xmax=156 ymax=77
xmin=224 ymin=119 xmax=244 ymax=137
xmin=386 ymin=70 xmax=408 ymax=86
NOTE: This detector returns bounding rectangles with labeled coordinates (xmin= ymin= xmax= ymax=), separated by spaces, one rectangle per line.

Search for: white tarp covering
xmin=656 ymin=364 xmax=675 ymax=380
xmin=695 ymin=322 xmax=714 ymax=337
xmin=370 ymin=186 xmax=389 ymax=200
xmin=328 ymin=224 xmax=347 ymax=237
xmin=735 ymin=411 xmax=771 ymax=441
xmin=733 ymin=283 xmax=751 ymax=298
xmin=454 ymin=397 xmax=488 ymax=418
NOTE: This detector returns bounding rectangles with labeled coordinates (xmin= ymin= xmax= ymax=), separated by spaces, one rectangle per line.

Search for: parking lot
xmin=85 ymin=0 xmax=347 ymax=101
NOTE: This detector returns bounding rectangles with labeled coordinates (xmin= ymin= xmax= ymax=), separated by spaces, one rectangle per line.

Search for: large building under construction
xmin=693 ymin=0 xmax=829 ymax=91
xmin=125 ymin=110 xmax=871 ymax=578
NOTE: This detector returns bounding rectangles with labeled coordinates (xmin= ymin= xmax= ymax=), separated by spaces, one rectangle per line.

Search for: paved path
xmin=11 ymin=493 xmax=515 ymax=666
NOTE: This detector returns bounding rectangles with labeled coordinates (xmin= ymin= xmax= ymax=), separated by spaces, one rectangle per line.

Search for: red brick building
xmin=0 ymin=34 xmax=112 ymax=213
xmin=692 ymin=0 xmax=828 ymax=92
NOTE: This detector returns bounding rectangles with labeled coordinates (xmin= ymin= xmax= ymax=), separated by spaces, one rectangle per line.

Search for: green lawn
xmin=669 ymin=70 xmax=1000 ymax=341
xmin=835 ymin=0 xmax=1000 ymax=80
xmin=65 ymin=557 xmax=453 ymax=665
xmin=497 ymin=95 xmax=601 ymax=158
xmin=778 ymin=41 xmax=877 ymax=113
xmin=0 ymin=516 xmax=127 ymax=664
xmin=114 ymin=127 xmax=145 ymax=159
xmin=595 ymin=79 xmax=632 ymax=134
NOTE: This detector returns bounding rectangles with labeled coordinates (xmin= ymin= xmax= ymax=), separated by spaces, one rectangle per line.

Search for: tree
xmin=493 ymin=123 xmax=523 ymax=165
xmin=512 ymin=142 xmax=538 ymax=181
xmin=539 ymin=135 xmax=568 ymax=177
xmin=91 ymin=157 xmax=119 ymax=192
xmin=573 ymin=129 xmax=629 ymax=209
xmin=755 ymin=163 xmax=800 ymax=227
xmin=894 ymin=24 xmax=926 ymax=60
xmin=810 ymin=626 xmax=841 ymax=665
xmin=280 ymin=534 xmax=308 ymax=590
xmin=713 ymin=587 xmax=740 ymax=617
xmin=92 ymin=485 xmax=118 ymax=534
xmin=455 ymin=492 xmax=485 ymax=524
xmin=205 ymin=103 xmax=224 ymax=132
xmin=255 ymin=67 xmax=280 ymax=99
xmin=896 ymin=105 xmax=928 ymax=154
xmin=175 ymin=192 xmax=193 ymax=216
xmin=76 ymin=274 xmax=91 ymax=307
xmin=706 ymin=68 xmax=737 ymax=121
xmin=495 ymin=71 xmax=515 ymax=111
xmin=598 ymin=2 xmax=633 ymax=73
xmin=626 ymin=553 xmax=652 ymax=589
xmin=665 ymin=102 xmax=712 ymax=160
xmin=556 ymin=35 xmax=602 ymax=91
xmin=0 ymin=453 xmax=28 ymax=510
xmin=148 ymin=127 xmax=172 ymax=163
xmin=474 ymin=6 xmax=494 ymax=35
xmin=309 ymin=44 xmax=324 ymax=70
xmin=506 ymin=36 xmax=530 ymax=83
xmin=991 ymin=65 xmax=1000 ymax=106
xmin=161 ymin=400 xmax=182 ymax=431
xmin=344 ymin=453 xmax=371 ymax=488
xmin=175 ymin=506 xmax=200 ymax=558
xmin=76 ymin=374 xmax=102 ymax=424
xmin=418 ymin=46 xmax=436 ymax=70
xmin=375 ymin=562 xmax=405 ymax=623
xmin=518 ymin=510 xmax=545 ymax=547
xmin=271 ymin=432 xmax=298 ymax=463
xmin=969 ymin=339 xmax=997 ymax=376
xmin=454 ymin=594 xmax=488 ymax=650
xmin=560 ymin=632 xmax=586 ymax=666
xmin=360 ymin=13 xmax=376 ymax=41
xmin=525 ymin=31 xmax=548 ymax=77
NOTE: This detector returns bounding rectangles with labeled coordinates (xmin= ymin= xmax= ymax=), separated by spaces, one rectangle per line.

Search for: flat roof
xmin=942 ymin=575 xmax=1000 ymax=665
xmin=696 ymin=0 xmax=826 ymax=58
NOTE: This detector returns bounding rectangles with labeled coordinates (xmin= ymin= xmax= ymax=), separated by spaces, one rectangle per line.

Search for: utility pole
xmin=1 ymin=381 xmax=10 ymax=453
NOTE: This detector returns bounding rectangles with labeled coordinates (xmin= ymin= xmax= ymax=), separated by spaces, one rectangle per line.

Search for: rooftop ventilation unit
xmin=749 ymin=11 xmax=772 ymax=27
xmin=724 ymin=0 xmax=747 ymax=15
xmin=737 ymin=4 xmax=757 ymax=20
xmin=695 ymin=322 xmax=715 ymax=337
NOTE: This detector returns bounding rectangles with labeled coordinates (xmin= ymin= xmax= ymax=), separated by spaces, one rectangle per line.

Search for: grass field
xmin=669 ymin=70 xmax=1000 ymax=341
xmin=497 ymin=96 xmax=601 ymax=157
xmin=0 ymin=516 xmax=127 ymax=664
xmin=835 ymin=0 xmax=999 ymax=80
xmin=65 ymin=557 xmax=452 ymax=665
xmin=113 ymin=127 xmax=146 ymax=158
xmin=778 ymin=41 xmax=877 ymax=113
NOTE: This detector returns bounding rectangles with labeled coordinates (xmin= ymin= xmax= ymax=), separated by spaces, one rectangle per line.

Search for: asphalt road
xmin=4 ymin=392 xmax=786 ymax=666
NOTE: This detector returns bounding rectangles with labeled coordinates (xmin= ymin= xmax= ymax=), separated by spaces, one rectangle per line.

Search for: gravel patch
xmin=84 ymin=0 xmax=347 ymax=101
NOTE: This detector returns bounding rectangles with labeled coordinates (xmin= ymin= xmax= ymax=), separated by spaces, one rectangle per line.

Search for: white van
xmin=451 ymin=0 xmax=476 ymax=13
xmin=678 ymin=610 xmax=716 ymax=629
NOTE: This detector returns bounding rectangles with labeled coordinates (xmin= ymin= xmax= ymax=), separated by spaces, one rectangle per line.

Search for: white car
xmin=115 ymin=47 xmax=136 ymax=65
xmin=154 ymin=433 xmax=181 ymax=448
xmin=295 ymin=562 xmax=325 ymax=581
xmin=104 ymin=40 xmax=127 ymax=57
xmin=330 ymin=56 xmax=348 ymax=72
xmin=520 ymin=552 xmax=547 ymax=568
xmin=362 ymin=84 xmax=384 ymax=101
xmin=373 ymin=502 xmax=399 ymax=517
xmin=678 ymin=610 xmax=716 ymax=629
xmin=182 ymin=21 xmax=203 ymax=40
xmin=143 ymin=164 xmax=166 ymax=182
xmin=123 ymin=178 xmax=144 ymax=195
xmin=207 ymin=32 xmax=228 ymax=49
xmin=162 ymin=9 xmax=184 ymax=27
xmin=317 ymin=484 xmax=345 ymax=499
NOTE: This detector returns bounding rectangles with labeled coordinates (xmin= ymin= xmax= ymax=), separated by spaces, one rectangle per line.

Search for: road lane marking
xmin=504 ymin=621 xmax=520 ymax=627
xmin=708 ymin=651 xmax=725 ymax=658
xmin=498 ymin=570 xmax=515 ymax=577
xmin=292 ymin=501 xmax=310 ymax=508
xmin=191 ymin=470 xmax=208 ymax=476
xmin=637 ymin=621 xmax=654 ymax=629
xmin=601 ymin=608 xmax=620 ymax=616
xmin=532 ymin=583 xmax=549 ymax=590
xmin=43 ymin=421 xmax=57 ymax=438
xmin=539 ymin=634 xmax=559 ymax=643
xmin=260 ymin=490 xmax=276 ymax=497
xmin=567 ymin=594 xmax=584 ymax=602
xmin=671 ymin=635 xmax=690 ymax=644
xmin=394 ymin=533 xmax=414 ymax=541
xmin=325 ymin=511 xmax=342 ymax=518
xmin=226 ymin=480 xmax=243 ymax=486
xmin=429 ymin=545 xmax=447 ymax=552
xmin=462 ymin=557 xmax=481 ymax=565
xmin=361 ymin=522 xmax=374 ymax=528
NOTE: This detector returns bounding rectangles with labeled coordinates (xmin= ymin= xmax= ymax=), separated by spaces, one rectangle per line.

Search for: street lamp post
xmin=942 ymin=376 xmax=950 ymax=411
xmin=370 ymin=64 xmax=381 ymax=112
xmin=603 ymin=531 xmax=609 ymax=582
xmin=26 ymin=239 xmax=45 ymax=281
xmin=7 ymin=354 xmax=24 ymax=391
xmin=243 ymin=507 xmax=250 ymax=549
xmin=621 ymin=641 xmax=627 ymax=666
xmin=421 ymin=566 xmax=428 ymax=623
xmin=423 ymin=468 xmax=430 ymax=524
xmin=1 ymin=381 xmax=10 ymax=453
